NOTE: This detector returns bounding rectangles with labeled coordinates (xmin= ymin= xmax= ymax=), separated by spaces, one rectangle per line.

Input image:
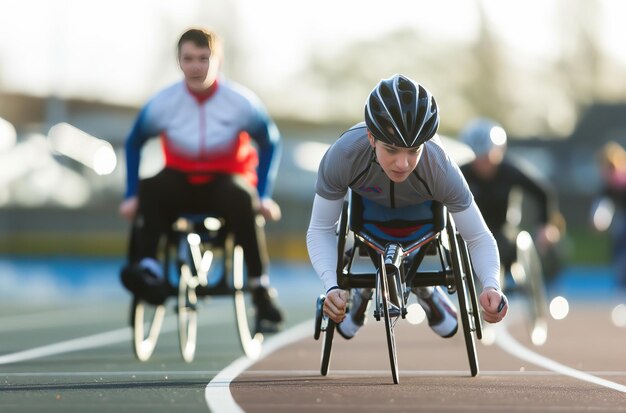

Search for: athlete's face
xmin=471 ymin=147 xmax=504 ymax=179
xmin=368 ymin=132 xmax=423 ymax=183
xmin=178 ymin=41 xmax=219 ymax=92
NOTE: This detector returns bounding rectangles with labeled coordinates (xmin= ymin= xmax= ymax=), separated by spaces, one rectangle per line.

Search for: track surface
xmin=0 ymin=260 xmax=625 ymax=412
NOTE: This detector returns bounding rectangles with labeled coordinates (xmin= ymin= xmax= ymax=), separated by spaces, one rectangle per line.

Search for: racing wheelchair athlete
xmin=460 ymin=118 xmax=564 ymax=345
xmin=117 ymin=28 xmax=283 ymax=360
xmin=307 ymin=74 xmax=509 ymax=383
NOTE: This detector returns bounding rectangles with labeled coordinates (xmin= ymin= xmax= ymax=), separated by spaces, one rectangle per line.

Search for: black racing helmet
xmin=364 ymin=74 xmax=439 ymax=148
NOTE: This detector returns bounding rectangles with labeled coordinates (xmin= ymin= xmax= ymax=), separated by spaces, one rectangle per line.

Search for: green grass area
xmin=563 ymin=227 xmax=612 ymax=266
xmin=0 ymin=231 xmax=310 ymax=261
xmin=0 ymin=228 xmax=614 ymax=268
xmin=0 ymin=232 xmax=128 ymax=257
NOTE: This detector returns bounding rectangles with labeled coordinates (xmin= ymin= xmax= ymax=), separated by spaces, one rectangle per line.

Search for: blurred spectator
xmin=590 ymin=141 xmax=626 ymax=294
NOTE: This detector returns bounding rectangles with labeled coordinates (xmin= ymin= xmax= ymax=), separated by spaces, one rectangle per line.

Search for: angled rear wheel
xmin=231 ymin=243 xmax=263 ymax=360
xmin=132 ymin=297 xmax=166 ymax=362
xmin=516 ymin=231 xmax=549 ymax=346
xmin=457 ymin=233 xmax=483 ymax=340
xmin=319 ymin=199 xmax=348 ymax=376
xmin=447 ymin=220 xmax=479 ymax=377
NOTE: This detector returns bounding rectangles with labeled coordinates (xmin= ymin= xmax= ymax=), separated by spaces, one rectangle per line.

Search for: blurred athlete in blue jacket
xmin=119 ymin=28 xmax=283 ymax=331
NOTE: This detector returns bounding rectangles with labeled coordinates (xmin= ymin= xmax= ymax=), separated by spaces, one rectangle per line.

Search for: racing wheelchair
xmin=130 ymin=214 xmax=263 ymax=362
xmin=497 ymin=229 xmax=550 ymax=346
xmin=498 ymin=189 xmax=552 ymax=346
xmin=314 ymin=192 xmax=483 ymax=384
xmin=512 ymin=231 xmax=550 ymax=345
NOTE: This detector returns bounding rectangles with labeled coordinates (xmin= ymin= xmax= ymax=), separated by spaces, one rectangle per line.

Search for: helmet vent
xmin=364 ymin=74 xmax=439 ymax=148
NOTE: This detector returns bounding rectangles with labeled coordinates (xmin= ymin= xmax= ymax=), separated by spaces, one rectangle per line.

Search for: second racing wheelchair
xmin=130 ymin=213 xmax=263 ymax=362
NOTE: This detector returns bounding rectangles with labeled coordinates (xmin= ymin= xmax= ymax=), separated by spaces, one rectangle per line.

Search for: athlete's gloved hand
xmin=479 ymin=287 xmax=508 ymax=323
xmin=323 ymin=288 xmax=349 ymax=324
xmin=119 ymin=196 xmax=139 ymax=221
xmin=260 ymin=198 xmax=282 ymax=222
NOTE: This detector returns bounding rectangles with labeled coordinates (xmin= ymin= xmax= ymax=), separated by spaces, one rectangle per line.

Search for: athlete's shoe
xmin=337 ymin=313 xmax=362 ymax=340
xmin=252 ymin=286 xmax=284 ymax=333
xmin=415 ymin=286 xmax=458 ymax=338
xmin=336 ymin=288 xmax=372 ymax=339
xmin=121 ymin=263 xmax=169 ymax=306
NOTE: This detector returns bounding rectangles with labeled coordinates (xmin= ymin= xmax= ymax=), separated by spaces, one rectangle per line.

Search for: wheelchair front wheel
xmin=320 ymin=316 xmax=335 ymax=376
xmin=314 ymin=295 xmax=325 ymax=340
xmin=379 ymin=260 xmax=400 ymax=384
xmin=132 ymin=297 xmax=166 ymax=362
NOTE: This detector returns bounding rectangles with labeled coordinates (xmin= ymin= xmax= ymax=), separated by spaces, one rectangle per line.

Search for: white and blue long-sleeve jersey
xmin=123 ymin=77 xmax=281 ymax=199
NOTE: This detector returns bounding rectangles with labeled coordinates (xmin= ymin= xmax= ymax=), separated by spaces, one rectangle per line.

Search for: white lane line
xmin=0 ymin=327 xmax=133 ymax=365
xmin=0 ymin=309 xmax=235 ymax=365
xmin=494 ymin=323 xmax=626 ymax=393
xmin=0 ymin=300 xmax=233 ymax=333
xmin=205 ymin=320 xmax=312 ymax=413
xmin=0 ymin=307 xmax=125 ymax=332
xmin=1 ymin=371 xmax=223 ymax=377
xmin=0 ymin=316 xmax=180 ymax=365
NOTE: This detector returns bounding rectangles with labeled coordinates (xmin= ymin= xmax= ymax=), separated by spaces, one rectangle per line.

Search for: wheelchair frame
xmin=503 ymin=188 xmax=551 ymax=345
xmin=509 ymin=230 xmax=550 ymax=346
xmin=130 ymin=214 xmax=263 ymax=362
xmin=314 ymin=194 xmax=483 ymax=384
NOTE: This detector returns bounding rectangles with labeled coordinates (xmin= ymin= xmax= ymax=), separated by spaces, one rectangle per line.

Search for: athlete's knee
xmin=137 ymin=180 xmax=163 ymax=205
xmin=227 ymin=188 xmax=259 ymax=215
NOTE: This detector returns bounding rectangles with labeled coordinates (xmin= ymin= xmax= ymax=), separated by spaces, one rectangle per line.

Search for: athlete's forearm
xmin=123 ymin=105 xmax=157 ymax=198
xmin=451 ymin=202 xmax=501 ymax=291
xmin=256 ymin=137 xmax=280 ymax=198
xmin=306 ymin=195 xmax=344 ymax=292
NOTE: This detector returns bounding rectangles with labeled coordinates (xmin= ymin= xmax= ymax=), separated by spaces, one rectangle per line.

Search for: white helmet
xmin=460 ymin=118 xmax=507 ymax=157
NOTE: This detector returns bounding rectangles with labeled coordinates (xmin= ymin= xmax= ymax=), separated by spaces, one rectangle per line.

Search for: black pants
xmin=127 ymin=168 xmax=268 ymax=279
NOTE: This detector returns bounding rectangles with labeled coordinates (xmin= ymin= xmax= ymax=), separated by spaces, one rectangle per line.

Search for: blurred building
xmin=0 ymin=93 xmax=624 ymax=261
xmin=508 ymin=102 xmax=626 ymax=228
xmin=0 ymin=93 xmax=349 ymax=259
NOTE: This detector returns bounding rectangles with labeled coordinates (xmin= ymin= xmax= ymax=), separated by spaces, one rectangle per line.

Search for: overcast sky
xmin=1 ymin=0 xmax=624 ymax=110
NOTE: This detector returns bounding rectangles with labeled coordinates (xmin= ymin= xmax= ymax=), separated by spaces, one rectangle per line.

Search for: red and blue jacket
xmin=123 ymin=77 xmax=281 ymax=199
